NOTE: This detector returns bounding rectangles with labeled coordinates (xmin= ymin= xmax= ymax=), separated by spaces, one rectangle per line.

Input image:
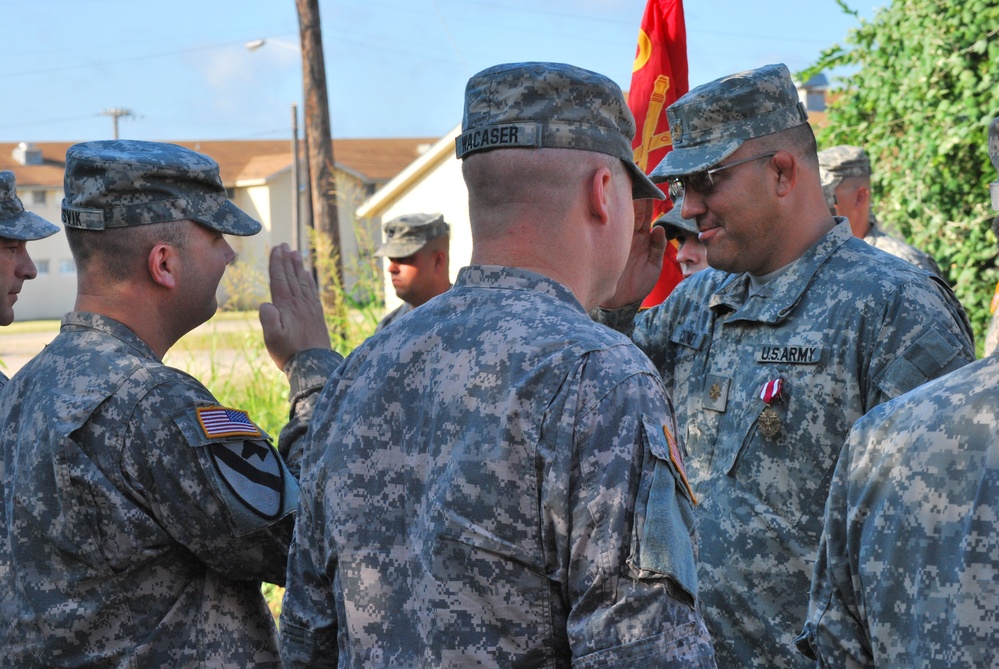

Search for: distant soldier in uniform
xmin=819 ymin=144 xmax=943 ymax=277
xmin=595 ymin=63 xmax=975 ymax=668
xmin=0 ymin=171 xmax=59 ymax=389
xmin=797 ymin=115 xmax=999 ymax=668
xmin=656 ymin=195 xmax=708 ymax=278
xmin=373 ymin=212 xmax=451 ymax=332
xmin=280 ymin=62 xmax=716 ymax=668
xmin=0 ymin=140 xmax=340 ymax=667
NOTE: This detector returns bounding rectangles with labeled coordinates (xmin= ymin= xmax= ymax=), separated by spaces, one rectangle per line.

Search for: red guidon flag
xmin=629 ymin=0 xmax=689 ymax=307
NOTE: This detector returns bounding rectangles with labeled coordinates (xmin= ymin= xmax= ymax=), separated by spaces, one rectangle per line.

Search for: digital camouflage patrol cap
xmin=654 ymin=197 xmax=697 ymax=237
xmin=650 ymin=63 xmax=809 ymax=180
xmin=990 ymin=116 xmax=999 ymax=211
xmin=374 ymin=212 xmax=449 ymax=258
xmin=0 ymin=171 xmax=60 ymax=241
xmin=456 ymin=61 xmax=664 ymax=201
xmin=62 ymin=140 xmax=261 ymax=236
xmin=818 ymin=145 xmax=871 ymax=209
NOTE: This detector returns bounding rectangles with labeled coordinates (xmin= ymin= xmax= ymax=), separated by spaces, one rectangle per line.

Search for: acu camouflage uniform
xmin=0 ymin=140 xmax=341 ymax=668
xmin=280 ymin=62 xmax=715 ymax=668
xmin=609 ymin=64 xmax=976 ymax=668
xmin=281 ymin=267 xmax=713 ymax=668
xmin=0 ymin=170 xmax=60 ymax=390
xmin=796 ymin=114 xmax=999 ymax=669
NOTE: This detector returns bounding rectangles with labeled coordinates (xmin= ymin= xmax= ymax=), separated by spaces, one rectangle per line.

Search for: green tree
xmin=801 ymin=0 xmax=999 ymax=352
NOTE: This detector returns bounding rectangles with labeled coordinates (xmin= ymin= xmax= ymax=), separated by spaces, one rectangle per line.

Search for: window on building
xmin=35 ymin=259 xmax=49 ymax=275
xmin=32 ymin=190 xmax=47 ymax=206
xmin=59 ymin=259 xmax=76 ymax=274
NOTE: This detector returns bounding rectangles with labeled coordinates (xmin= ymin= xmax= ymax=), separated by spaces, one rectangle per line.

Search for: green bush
xmin=801 ymin=0 xmax=999 ymax=354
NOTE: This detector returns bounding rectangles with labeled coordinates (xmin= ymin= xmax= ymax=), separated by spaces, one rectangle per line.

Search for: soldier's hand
xmin=259 ymin=244 xmax=331 ymax=371
xmin=602 ymin=199 xmax=667 ymax=309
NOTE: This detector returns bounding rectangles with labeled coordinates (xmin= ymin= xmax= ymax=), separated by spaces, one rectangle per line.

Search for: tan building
xmin=1 ymin=138 xmax=435 ymax=320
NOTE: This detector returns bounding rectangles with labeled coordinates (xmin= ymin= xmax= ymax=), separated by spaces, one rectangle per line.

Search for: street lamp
xmin=245 ymin=39 xmax=309 ymax=254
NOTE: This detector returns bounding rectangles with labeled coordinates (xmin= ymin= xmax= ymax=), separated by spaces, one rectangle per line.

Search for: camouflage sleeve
xmin=278 ymin=348 xmax=343 ymax=477
xmin=547 ymin=351 xmax=715 ymax=667
xmin=279 ymin=468 xmax=338 ymax=669
xmin=865 ymin=277 xmax=973 ymax=408
xmin=118 ymin=379 xmax=299 ymax=586
xmin=795 ymin=427 xmax=873 ymax=667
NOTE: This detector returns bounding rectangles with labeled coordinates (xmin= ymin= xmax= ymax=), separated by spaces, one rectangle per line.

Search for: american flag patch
xmin=197 ymin=406 xmax=261 ymax=439
xmin=663 ymin=424 xmax=697 ymax=505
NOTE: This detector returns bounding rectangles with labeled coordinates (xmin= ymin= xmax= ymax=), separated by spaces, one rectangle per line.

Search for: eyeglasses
xmin=666 ymin=152 xmax=777 ymax=202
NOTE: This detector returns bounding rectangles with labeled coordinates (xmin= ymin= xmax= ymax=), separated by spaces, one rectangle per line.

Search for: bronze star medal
xmin=757 ymin=377 xmax=785 ymax=439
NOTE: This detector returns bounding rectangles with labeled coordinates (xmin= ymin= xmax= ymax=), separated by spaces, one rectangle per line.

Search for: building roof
xmin=0 ymin=137 xmax=437 ymax=188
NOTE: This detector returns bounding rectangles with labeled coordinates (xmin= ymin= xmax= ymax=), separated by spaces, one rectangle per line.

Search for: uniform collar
xmin=709 ymin=219 xmax=853 ymax=323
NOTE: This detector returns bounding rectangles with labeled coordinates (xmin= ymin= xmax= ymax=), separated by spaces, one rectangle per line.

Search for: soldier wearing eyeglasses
xmin=595 ymin=63 xmax=975 ymax=668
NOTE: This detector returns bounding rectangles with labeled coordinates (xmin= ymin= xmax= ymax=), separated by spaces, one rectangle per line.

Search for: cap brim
xmin=195 ymin=201 xmax=261 ymax=236
xmin=1 ymin=211 xmax=61 ymax=241
xmin=624 ymin=161 xmax=665 ymax=201
xmin=649 ymin=140 xmax=743 ymax=181
xmin=374 ymin=241 xmax=424 ymax=258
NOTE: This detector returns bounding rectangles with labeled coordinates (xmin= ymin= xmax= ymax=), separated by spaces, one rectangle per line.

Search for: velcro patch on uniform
xmin=197 ymin=406 xmax=262 ymax=439
xmin=663 ymin=424 xmax=697 ymax=505
xmin=209 ymin=440 xmax=285 ymax=520
xmin=756 ymin=345 xmax=821 ymax=364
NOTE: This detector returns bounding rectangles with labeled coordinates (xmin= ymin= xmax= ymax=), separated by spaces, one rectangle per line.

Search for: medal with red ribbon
xmin=757 ymin=377 xmax=784 ymax=439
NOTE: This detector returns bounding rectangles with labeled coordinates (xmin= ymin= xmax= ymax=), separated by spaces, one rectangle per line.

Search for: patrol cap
xmin=456 ymin=61 xmax=664 ymax=201
xmin=650 ymin=63 xmax=809 ymax=180
xmin=818 ymin=145 xmax=871 ymax=208
xmin=654 ymin=198 xmax=697 ymax=237
xmin=374 ymin=212 xmax=449 ymax=258
xmin=990 ymin=116 xmax=999 ymax=211
xmin=62 ymin=140 xmax=261 ymax=236
xmin=0 ymin=171 xmax=60 ymax=241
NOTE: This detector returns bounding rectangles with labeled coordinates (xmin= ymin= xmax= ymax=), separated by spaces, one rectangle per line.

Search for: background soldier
xmin=0 ymin=140 xmax=338 ymax=667
xmin=0 ymin=171 xmax=59 ymax=388
xmin=818 ymin=144 xmax=943 ymax=277
xmin=596 ymin=63 xmax=974 ymax=667
xmin=656 ymin=195 xmax=708 ymax=279
xmin=373 ymin=212 xmax=451 ymax=332
xmin=797 ymin=115 xmax=999 ymax=668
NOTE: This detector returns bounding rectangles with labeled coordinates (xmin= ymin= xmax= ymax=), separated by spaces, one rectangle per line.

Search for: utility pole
xmin=101 ymin=108 xmax=134 ymax=140
xmin=295 ymin=0 xmax=344 ymax=295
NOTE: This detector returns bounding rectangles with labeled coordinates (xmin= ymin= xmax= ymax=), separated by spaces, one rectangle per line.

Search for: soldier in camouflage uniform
xmin=372 ymin=212 xmax=452 ymax=333
xmin=0 ymin=140 xmax=340 ymax=667
xmin=795 ymin=115 xmax=999 ymax=669
xmin=279 ymin=62 xmax=717 ymax=668
xmin=0 ymin=170 xmax=59 ymax=389
xmin=595 ymin=63 xmax=975 ymax=668
xmin=818 ymin=145 xmax=943 ymax=277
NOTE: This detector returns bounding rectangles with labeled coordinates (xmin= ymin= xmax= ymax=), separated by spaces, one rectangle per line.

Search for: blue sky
xmin=0 ymin=0 xmax=877 ymax=143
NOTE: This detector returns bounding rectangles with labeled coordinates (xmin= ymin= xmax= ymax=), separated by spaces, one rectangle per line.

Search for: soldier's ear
xmin=148 ymin=242 xmax=179 ymax=289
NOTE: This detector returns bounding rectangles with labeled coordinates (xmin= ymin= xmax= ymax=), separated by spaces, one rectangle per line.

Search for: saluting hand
xmin=259 ymin=244 xmax=332 ymax=371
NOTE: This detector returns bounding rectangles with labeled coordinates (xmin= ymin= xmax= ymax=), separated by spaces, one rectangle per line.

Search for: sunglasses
xmin=666 ymin=152 xmax=776 ymax=202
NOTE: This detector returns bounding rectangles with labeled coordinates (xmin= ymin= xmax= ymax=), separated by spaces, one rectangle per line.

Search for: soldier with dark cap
xmin=797 ymin=115 xmax=999 ymax=668
xmin=596 ymin=63 xmax=974 ymax=667
xmin=0 ymin=171 xmax=59 ymax=389
xmin=0 ymin=140 xmax=340 ymax=667
xmin=818 ymin=144 xmax=943 ymax=277
xmin=279 ymin=62 xmax=716 ymax=667
xmin=373 ymin=212 xmax=452 ymax=332
xmin=656 ymin=196 xmax=708 ymax=278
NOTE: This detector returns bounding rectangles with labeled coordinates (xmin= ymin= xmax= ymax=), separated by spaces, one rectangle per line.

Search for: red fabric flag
xmin=628 ymin=0 xmax=688 ymax=308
